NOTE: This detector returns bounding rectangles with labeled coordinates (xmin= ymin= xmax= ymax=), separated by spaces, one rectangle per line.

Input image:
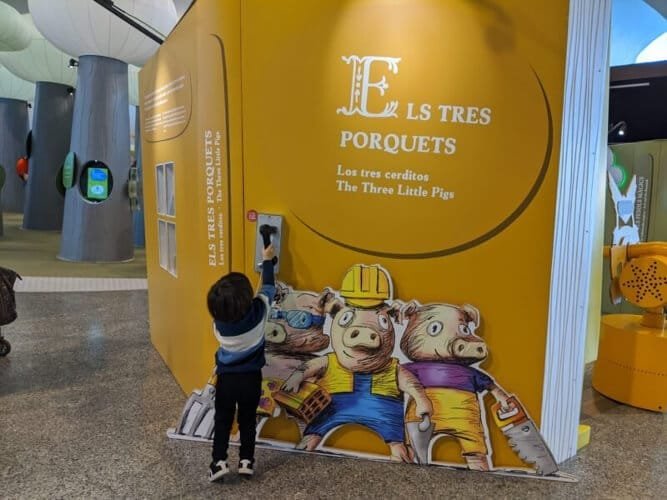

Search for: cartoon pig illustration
xmin=256 ymin=283 xmax=331 ymax=429
xmin=283 ymin=296 xmax=432 ymax=462
xmin=264 ymin=282 xmax=331 ymax=381
xmin=400 ymin=302 xmax=514 ymax=471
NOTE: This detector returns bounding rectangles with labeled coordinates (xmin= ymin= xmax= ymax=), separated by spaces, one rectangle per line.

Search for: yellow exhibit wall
xmin=140 ymin=0 xmax=244 ymax=393
xmin=141 ymin=0 xmax=571 ymax=471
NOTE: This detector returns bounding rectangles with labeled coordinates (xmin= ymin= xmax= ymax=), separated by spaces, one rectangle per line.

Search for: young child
xmin=207 ymin=245 xmax=276 ymax=482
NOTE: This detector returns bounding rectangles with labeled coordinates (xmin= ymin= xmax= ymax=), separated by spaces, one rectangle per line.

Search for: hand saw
xmin=491 ymin=396 xmax=559 ymax=476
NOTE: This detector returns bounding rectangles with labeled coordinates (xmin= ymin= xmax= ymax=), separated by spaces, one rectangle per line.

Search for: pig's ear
xmin=402 ymin=300 xmax=420 ymax=318
xmin=391 ymin=300 xmax=419 ymax=325
xmin=274 ymin=282 xmax=290 ymax=305
xmin=316 ymin=288 xmax=333 ymax=310
xmin=387 ymin=303 xmax=401 ymax=320
xmin=318 ymin=289 xmax=343 ymax=316
xmin=462 ymin=304 xmax=481 ymax=329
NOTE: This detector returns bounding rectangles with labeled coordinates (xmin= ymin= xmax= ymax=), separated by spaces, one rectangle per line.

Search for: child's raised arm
xmin=258 ymin=244 xmax=276 ymax=302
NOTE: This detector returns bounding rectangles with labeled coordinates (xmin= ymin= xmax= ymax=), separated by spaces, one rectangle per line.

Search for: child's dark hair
xmin=207 ymin=272 xmax=254 ymax=322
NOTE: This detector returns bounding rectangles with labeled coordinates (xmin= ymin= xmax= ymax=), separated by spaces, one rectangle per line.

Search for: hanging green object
xmin=608 ymin=147 xmax=630 ymax=190
xmin=128 ymin=163 xmax=139 ymax=212
xmin=0 ymin=164 xmax=6 ymax=189
xmin=62 ymin=151 xmax=76 ymax=189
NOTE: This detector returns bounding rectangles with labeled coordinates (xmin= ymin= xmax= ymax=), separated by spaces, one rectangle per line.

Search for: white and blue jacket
xmin=214 ymin=261 xmax=276 ymax=374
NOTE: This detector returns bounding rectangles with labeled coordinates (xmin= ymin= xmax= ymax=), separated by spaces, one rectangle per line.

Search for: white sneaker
xmin=209 ymin=460 xmax=230 ymax=482
xmin=238 ymin=459 xmax=254 ymax=477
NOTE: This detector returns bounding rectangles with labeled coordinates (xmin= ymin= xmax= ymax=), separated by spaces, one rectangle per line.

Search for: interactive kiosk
xmin=141 ymin=0 xmax=612 ymax=481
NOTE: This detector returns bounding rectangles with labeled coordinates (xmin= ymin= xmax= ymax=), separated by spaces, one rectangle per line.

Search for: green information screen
xmin=87 ymin=167 xmax=109 ymax=200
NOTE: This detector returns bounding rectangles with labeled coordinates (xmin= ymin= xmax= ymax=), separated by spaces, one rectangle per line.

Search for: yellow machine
xmin=592 ymin=243 xmax=667 ymax=412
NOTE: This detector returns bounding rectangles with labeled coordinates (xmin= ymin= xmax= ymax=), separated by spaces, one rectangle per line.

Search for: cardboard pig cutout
xmin=281 ymin=267 xmax=432 ymax=462
xmin=399 ymin=302 xmax=556 ymax=475
xmin=263 ymin=282 xmax=330 ymax=381
xmin=257 ymin=282 xmax=330 ymax=435
xmin=168 ymin=264 xmax=560 ymax=479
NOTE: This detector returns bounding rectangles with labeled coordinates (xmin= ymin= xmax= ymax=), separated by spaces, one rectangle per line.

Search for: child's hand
xmin=262 ymin=244 xmax=275 ymax=261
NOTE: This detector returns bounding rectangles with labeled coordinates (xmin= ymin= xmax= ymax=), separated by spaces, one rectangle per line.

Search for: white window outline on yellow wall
xmin=155 ymin=162 xmax=177 ymax=277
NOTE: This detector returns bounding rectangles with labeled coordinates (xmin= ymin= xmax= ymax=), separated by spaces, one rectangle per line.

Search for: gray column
xmin=59 ymin=55 xmax=133 ymax=262
xmin=133 ymin=106 xmax=145 ymax=248
xmin=23 ymin=82 xmax=74 ymax=230
xmin=0 ymin=97 xmax=29 ymax=214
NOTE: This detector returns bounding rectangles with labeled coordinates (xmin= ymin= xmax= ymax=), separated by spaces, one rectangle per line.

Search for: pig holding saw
xmin=399 ymin=302 xmax=558 ymax=475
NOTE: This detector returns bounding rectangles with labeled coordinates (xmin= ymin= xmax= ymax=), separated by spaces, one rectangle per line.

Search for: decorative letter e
xmin=337 ymin=55 xmax=401 ymax=118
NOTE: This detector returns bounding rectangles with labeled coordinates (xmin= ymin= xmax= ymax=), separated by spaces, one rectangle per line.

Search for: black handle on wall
xmin=259 ymin=224 xmax=278 ymax=265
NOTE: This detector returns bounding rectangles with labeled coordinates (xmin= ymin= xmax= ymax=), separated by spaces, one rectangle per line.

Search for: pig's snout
xmin=343 ymin=327 xmax=381 ymax=350
xmin=451 ymin=338 xmax=487 ymax=360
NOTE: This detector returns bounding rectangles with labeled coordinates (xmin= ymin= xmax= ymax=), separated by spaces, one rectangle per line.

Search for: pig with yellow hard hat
xmin=282 ymin=264 xmax=433 ymax=462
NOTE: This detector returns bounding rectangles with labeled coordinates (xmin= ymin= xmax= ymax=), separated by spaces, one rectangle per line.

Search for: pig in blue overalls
xmin=305 ymin=353 xmax=404 ymax=442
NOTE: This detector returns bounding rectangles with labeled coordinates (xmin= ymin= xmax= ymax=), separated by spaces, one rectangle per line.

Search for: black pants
xmin=212 ymin=370 xmax=262 ymax=462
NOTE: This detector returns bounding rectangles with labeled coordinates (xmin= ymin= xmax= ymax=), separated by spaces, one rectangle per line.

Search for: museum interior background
xmin=0 ymin=0 xmax=665 ymax=480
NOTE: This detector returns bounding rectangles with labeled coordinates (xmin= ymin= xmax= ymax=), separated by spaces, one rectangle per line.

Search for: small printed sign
xmin=247 ymin=210 xmax=258 ymax=222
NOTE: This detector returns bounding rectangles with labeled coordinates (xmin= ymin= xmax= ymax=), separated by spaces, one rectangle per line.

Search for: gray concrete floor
xmin=0 ymin=291 xmax=664 ymax=499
